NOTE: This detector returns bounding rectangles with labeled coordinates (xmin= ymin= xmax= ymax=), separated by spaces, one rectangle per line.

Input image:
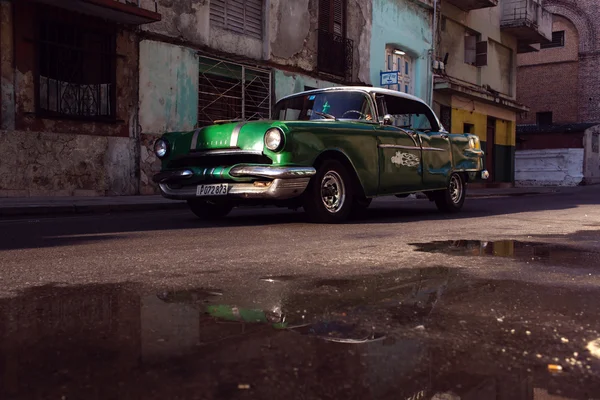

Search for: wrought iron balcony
xmin=445 ymin=0 xmax=498 ymax=12
xmin=501 ymin=0 xmax=552 ymax=45
xmin=317 ymin=30 xmax=354 ymax=82
xmin=31 ymin=0 xmax=161 ymax=25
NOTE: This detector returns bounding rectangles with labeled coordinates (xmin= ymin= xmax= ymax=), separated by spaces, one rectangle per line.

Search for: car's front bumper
xmin=153 ymin=165 xmax=316 ymax=200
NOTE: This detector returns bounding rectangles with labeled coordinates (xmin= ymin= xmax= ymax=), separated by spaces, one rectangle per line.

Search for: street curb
xmin=0 ymin=201 xmax=188 ymax=217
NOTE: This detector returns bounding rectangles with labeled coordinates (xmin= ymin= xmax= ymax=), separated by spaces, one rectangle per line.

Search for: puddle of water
xmin=1 ymin=269 xmax=600 ymax=399
xmin=410 ymin=239 xmax=600 ymax=268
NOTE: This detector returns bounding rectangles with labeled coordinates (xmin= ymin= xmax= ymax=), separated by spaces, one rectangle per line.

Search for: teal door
xmin=375 ymin=126 xmax=423 ymax=195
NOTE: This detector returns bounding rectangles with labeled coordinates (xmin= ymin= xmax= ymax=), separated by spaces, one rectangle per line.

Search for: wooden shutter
xmin=210 ymin=0 xmax=263 ymax=39
xmin=475 ymin=40 xmax=488 ymax=67
xmin=319 ymin=0 xmax=344 ymax=35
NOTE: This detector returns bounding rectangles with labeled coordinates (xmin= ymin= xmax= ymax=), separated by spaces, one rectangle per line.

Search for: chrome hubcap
xmin=449 ymin=175 xmax=463 ymax=204
xmin=321 ymin=171 xmax=345 ymax=213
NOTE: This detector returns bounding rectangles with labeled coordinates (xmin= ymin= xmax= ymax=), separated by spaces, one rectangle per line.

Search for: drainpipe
xmin=429 ymin=0 xmax=438 ymax=108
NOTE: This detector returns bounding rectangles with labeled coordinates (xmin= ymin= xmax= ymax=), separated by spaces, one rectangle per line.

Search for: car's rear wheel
xmin=434 ymin=172 xmax=466 ymax=213
xmin=303 ymin=160 xmax=354 ymax=223
xmin=187 ymin=199 xmax=233 ymax=220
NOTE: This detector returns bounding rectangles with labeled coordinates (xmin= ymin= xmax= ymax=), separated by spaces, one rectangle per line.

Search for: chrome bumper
xmin=156 ymin=165 xmax=316 ymax=200
xmin=159 ymin=178 xmax=311 ymax=200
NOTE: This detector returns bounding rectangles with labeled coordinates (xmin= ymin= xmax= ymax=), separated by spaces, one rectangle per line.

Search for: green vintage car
xmin=152 ymin=87 xmax=488 ymax=223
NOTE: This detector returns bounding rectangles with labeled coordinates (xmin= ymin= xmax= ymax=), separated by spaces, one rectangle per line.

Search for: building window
xmin=536 ymin=112 xmax=553 ymax=126
xmin=464 ymin=34 xmax=487 ymax=67
xmin=464 ymin=123 xmax=474 ymax=134
xmin=197 ymin=56 xmax=271 ymax=127
xmin=210 ymin=0 xmax=263 ymax=40
xmin=37 ymin=17 xmax=116 ymax=120
xmin=541 ymin=31 xmax=565 ymax=49
xmin=317 ymin=0 xmax=353 ymax=79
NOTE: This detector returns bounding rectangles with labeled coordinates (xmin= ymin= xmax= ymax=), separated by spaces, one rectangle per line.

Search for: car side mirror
xmin=382 ymin=114 xmax=395 ymax=126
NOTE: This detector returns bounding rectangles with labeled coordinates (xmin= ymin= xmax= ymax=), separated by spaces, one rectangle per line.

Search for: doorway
xmin=486 ymin=117 xmax=496 ymax=181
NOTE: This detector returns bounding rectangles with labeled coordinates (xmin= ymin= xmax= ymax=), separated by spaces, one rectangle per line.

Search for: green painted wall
xmin=370 ymin=0 xmax=433 ymax=103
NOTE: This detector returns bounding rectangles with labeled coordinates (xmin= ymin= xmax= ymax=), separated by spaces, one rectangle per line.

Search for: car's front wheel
xmin=303 ymin=160 xmax=354 ymax=223
xmin=187 ymin=199 xmax=233 ymax=220
xmin=434 ymin=172 xmax=466 ymax=213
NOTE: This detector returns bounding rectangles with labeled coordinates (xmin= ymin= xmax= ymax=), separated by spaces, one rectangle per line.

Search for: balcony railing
xmin=501 ymin=0 xmax=552 ymax=45
xmin=32 ymin=0 xmax=161 ymax=25
xmin=317 ymin=30 xmax=354 ymax=82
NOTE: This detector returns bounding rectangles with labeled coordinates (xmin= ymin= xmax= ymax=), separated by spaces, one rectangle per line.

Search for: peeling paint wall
xmin=515 ymin=148 xmax=584 ymax=187
xmin=139 ymin=40 xmax=199 ymax=135
xmin=370 ymin=0 xmax=432 ymax=102
xmin=439 ymin=2 xmax=519 ymax=99
xmin=0 ymin=130 xmax=136 ymax=197
xmin=270 ymin=0 xmax=371 ymax=83
xmin=273 ymin=70 xmax=341 ymax=102
xmin=584 ymin=126 xmax=600 ymax=185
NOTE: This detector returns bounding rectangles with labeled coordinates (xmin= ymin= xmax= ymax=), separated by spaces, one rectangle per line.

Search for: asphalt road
xmin=0 ymin=187 xmax=599 ymax=399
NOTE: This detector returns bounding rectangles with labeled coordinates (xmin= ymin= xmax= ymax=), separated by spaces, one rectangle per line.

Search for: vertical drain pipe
xmin=430 ymin=0 xmax=439 ymax=108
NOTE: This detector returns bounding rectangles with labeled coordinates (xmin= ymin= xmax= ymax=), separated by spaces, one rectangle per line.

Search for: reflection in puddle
xmin=410 ymin=240 xmax=600 ymax=267
xmin=0 ymin=268 xmax=599 ymax=399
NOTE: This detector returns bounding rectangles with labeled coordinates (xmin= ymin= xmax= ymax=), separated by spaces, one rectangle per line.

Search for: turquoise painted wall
xmin=370 ymin=0 xmax=433 ymax=104
xmin=274 ymin=69 xmax=340 ymax=102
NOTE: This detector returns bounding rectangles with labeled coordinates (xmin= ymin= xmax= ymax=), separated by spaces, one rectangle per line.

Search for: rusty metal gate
xmin=198 ymin=56 xmax=271 ymax=127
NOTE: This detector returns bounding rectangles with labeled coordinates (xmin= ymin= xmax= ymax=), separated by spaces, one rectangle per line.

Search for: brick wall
xmin=517 ymin=62 xmax=579 ymax=124
xmin=517 ymin=0 xmax=600 ymax=125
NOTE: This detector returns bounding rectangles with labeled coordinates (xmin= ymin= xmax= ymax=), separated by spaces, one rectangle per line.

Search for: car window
xmin=274 ymin=91 xmax=375 ymax=122
xmin=379 ymin=94 xmax=439 ymax=132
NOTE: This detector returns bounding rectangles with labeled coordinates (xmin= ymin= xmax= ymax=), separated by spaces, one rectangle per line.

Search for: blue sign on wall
xmin=380 ymin=71 xmax=399 ymax=86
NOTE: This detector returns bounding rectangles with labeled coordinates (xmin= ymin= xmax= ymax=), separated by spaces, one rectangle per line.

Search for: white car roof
xmin=277 ymin=86 xmax=429 ymax=107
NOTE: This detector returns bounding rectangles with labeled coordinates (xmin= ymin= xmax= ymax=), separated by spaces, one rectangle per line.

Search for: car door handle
xmin=440 ymin=133 xmax=449 ymax=139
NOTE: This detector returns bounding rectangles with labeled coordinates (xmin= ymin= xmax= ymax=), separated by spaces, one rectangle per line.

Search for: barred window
xmin=37 ymin=17 xmax=116 ymax=120
xmin=210 ymin=0 xmax=263 ymax=40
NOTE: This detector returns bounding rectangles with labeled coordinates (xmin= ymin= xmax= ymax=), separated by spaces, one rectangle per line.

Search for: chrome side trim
xmin=159 ymin=178 xmax=311 ymax=200
xmin=190 ymin=128 xmax=201 ymax=150
xmin=378 ymin=144 xmax=420 ymax=150
xmin=188 ymin=149 xmax=263 ymax=157
xmin=230 ymin=122 xmax=246 ymax=147
xmin=229 ymin=165 xmax=316 ymax=179
xmin=421 ymin=147 xmax=446 ymax=152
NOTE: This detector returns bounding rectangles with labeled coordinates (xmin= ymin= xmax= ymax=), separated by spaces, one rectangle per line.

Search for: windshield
xmin=273 ymin=91 xmax=374 ymax=122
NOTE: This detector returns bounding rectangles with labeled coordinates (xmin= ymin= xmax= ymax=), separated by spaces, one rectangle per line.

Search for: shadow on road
xmin=0 ymin=189 xmax=598 ymax=251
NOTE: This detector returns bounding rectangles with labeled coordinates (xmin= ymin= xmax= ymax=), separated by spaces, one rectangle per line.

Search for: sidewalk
xmin=0 ymin=186 xmax=583 ymax=217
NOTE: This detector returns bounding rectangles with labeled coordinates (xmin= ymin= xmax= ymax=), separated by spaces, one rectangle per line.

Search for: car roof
xmin=277 ymin=86 xmax=429 ymax=107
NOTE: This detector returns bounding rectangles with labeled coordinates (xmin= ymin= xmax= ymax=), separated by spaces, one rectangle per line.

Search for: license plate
xmin=196 ymin=183 xmax=228 ymax=196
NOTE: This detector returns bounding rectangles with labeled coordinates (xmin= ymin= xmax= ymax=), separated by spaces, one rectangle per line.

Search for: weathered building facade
xmin=432 ymin=0 xmax=553 ymax=186
xmin=369 ymin=0 xmax=434 ymax=104
xmin=0 ymin=0 xmax=372 ymax=197
xmin=515 ymin=0 xmax=600 ymax=186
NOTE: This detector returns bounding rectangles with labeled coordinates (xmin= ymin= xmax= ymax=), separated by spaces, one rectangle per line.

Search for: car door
xmin=418 ymin=130 xmax=453 ymax=189
xmin=375 ymin=124 xmax=423 ymax=195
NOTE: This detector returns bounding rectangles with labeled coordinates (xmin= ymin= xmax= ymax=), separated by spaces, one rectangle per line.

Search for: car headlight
xmin=468 ymin=137 xmax=481 ymax=150
xmin=264 ymin=128 xmax=284 ymax=151
xmin=154 ymin=139 xmax=169 ymax=158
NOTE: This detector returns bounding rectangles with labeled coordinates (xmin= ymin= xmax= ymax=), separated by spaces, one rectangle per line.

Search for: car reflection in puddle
xmin=1 ymin=266 xmax=600 ymax=399
xmin=410 ymin=239 xmax=600 ymax=268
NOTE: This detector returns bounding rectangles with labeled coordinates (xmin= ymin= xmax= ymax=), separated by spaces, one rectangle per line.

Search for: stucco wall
xmin=139 ymin=40 xmax=199 ymax=135
xmin=515 ymin=148 xmax=584 ymax=187
xmin=370 ymin=0 xmax=432 ymax=102
xmin=0 ymin=130 xmax=136 ymax=196
xmin=440 ymin=2 xmax=519 ymax=99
